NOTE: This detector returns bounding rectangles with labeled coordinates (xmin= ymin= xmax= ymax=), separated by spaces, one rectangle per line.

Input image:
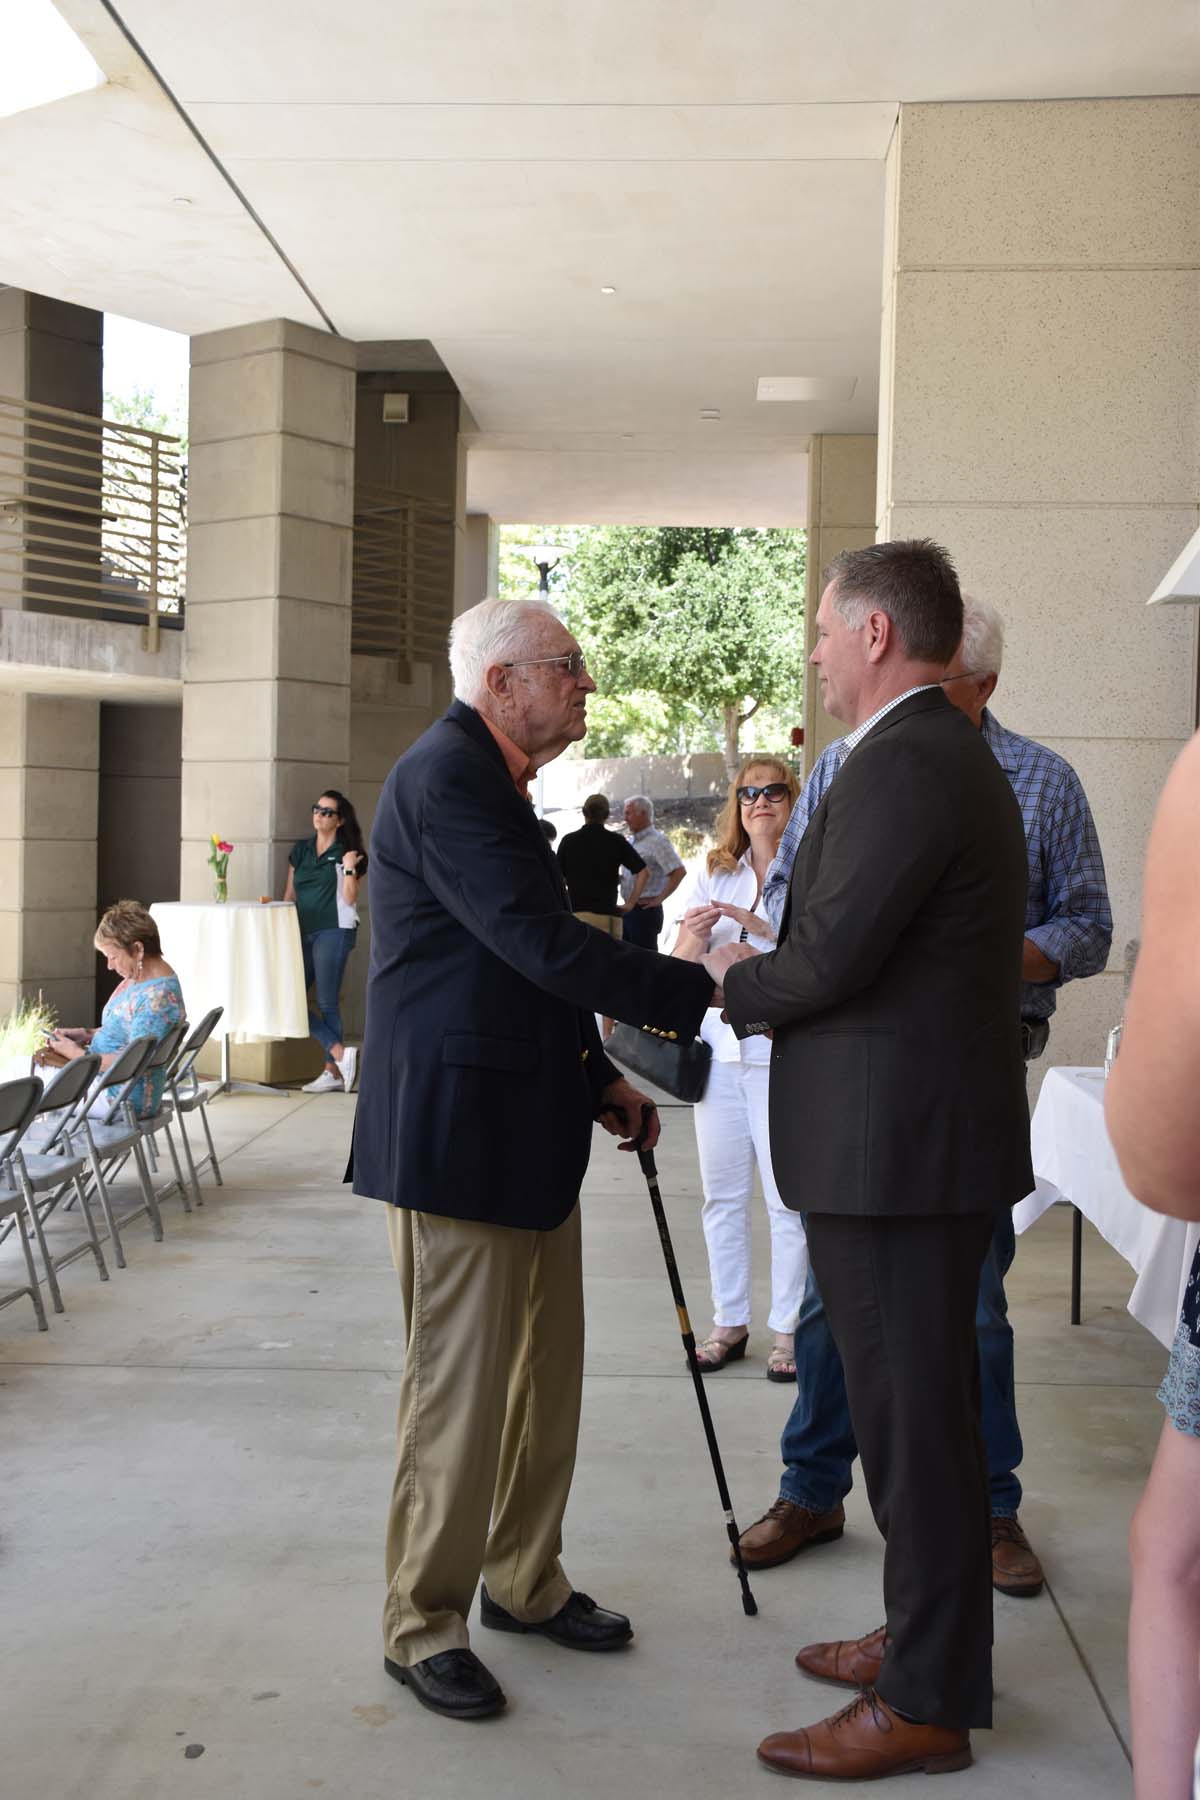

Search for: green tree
xmin=561 ymin=526 xmax=806 ymax=776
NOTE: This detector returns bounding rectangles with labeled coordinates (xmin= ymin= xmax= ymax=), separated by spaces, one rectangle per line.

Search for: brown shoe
xmin=757 ymin=1687 xmax=971 ymax=1781
xmin=794 ymin=1624 xmax=887 ymax=1690
xmin=733 ymin=1498 xmax=845 ymax=1570
xmin=991 ymin=1513 xmax=1044 ymax=1597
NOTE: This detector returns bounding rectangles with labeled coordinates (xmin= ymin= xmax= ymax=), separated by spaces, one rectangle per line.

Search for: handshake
xmin=700 ymin=940 xmax=759 ymax=1008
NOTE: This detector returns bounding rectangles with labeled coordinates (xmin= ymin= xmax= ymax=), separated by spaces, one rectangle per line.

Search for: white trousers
xmin=692 ymin=1057 xmax=809 ymax=1334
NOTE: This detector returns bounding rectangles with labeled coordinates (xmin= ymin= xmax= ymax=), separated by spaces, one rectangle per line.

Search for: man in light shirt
xmin=620 ymin=795 xmax=685 ymax=952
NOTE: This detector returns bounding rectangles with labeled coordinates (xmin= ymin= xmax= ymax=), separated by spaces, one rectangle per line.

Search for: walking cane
xmin=605 ymin=1103 xmax=758 ymax=1617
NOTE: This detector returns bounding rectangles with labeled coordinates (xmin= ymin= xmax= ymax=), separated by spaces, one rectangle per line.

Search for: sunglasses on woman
xmin=312 ymin=804 xmax=339 ymax=818
xmin=737 ymin=783 xmax=790 ymax=805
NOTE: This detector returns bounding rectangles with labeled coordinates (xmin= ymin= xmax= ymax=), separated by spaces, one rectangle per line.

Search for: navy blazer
xmin=349 ymin=701 xmax=712 ymax=1230
xmin=724 ymin=689 xmax=1033 ymax=1218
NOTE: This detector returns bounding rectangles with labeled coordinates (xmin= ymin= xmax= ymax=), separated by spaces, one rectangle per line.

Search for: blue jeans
xmin=779 ymin=1207 xmax=1024 ymax=1518
xmin=621 ymin=904 xmax=663 ymax=951
xmin=302 ymin=927 xmax=357 ymax=1059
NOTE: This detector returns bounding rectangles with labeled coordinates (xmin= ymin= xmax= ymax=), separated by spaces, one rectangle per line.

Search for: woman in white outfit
xmin=672 ymin=755 xmax=808 ymax=1380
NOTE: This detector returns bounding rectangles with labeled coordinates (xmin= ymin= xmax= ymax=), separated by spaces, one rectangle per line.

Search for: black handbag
xmin=605 ymin=1021 xmax=712 ymax=1103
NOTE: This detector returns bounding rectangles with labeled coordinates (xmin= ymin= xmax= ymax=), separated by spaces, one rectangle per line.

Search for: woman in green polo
xmin=283 ymin=789 xmax=368 ymax=1093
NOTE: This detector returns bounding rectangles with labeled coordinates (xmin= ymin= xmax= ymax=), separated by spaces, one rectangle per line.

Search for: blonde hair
xmin=94 ymin=899 xmax=161 ymax=959
xmin=707 ymin=755 xmax=799 ymax=875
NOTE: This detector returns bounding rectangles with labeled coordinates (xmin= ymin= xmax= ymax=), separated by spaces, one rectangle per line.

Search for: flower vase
xmin=214 ymin=877 xmax=228 ymax=904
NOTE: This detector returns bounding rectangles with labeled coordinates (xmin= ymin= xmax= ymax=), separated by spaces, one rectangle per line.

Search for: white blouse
xmin=674 ymin=849 xmax=776 ymax=1064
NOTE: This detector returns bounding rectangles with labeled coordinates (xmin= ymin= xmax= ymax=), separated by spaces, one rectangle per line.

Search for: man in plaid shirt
xmin=741 ymin=595 xmax=1112 ymax=1598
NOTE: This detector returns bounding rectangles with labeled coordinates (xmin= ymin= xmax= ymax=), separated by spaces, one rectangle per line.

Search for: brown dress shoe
xmin=757 ymin=1687 xmax=972 ymax=1781
xmin=991 ymin=1513 xmax=1045 ymax=1597
xmin=794 ymin=1624 xmax=887 ymax=1690
xmin=733 ymin=1498 xmax=845 ymax=1570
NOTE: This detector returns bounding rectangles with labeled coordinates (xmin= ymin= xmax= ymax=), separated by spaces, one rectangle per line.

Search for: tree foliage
xmin=543 ymin=526 xmax=806 ymax=773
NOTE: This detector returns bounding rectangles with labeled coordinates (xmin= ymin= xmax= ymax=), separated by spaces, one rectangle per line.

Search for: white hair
xmin=448 ymin=597 xmax=564 ymax=705
xmin=960 ymin=594 xmax=1005 ymax=678
xmin=624 ymin=794 xmax=653 ymax=823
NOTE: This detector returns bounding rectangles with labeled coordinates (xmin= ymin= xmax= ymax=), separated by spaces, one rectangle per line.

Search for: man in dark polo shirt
xmin=557 ymin=794 xmax=648 ymax=939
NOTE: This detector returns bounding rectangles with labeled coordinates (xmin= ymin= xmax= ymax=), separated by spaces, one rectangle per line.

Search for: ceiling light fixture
xmin=599 ymin=286 xmax=616 ymax=295
xmin=756 ymin=376 xmax=857 ymax=403
xmin=700 ymin=409 xmax=721 ymax=421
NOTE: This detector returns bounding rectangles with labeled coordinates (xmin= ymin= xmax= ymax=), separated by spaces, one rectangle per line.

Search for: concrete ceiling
xmin=2 ymin=1 xmax=1196 ymax=525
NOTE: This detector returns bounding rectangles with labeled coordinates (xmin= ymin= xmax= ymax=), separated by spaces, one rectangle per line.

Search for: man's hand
xmin=597 ymin=1078 xmax=660 ymax=1152
xmin=700 ymin=941 xmax=757 ymax=987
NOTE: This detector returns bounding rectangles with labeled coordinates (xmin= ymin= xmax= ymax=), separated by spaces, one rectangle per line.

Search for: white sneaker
xmin=302 ymin=1069 xmax=344 ymax=1094
xmin=336 ymin=1046 xmax=359 ymax=1092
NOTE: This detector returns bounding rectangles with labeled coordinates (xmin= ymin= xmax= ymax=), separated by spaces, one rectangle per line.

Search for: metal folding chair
xmin=135 ymin=1021 xmax=195 ymax=1211
xmin=73 ymin=1037 xmax=163 ymax=1269
xmin=164 ymin=1007 xmax=225 ymax=1204
xmin=0 ymin=1075 xmax=51 ymax=1332
xmin=4 ymin=1053 xmax=108 ymax=1307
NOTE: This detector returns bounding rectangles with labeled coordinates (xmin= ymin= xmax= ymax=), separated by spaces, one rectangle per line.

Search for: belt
xmin=1020 ymin=1017 xmax=1050 ymax=1062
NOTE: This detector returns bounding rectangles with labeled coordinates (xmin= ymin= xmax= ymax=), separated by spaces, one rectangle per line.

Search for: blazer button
xmin=667 ymin=1031 xmax=677 ymax=1041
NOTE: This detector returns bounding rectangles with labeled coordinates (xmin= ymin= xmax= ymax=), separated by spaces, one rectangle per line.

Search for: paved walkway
xmin=0 ymin=1090 xmax=1160 ymax=1797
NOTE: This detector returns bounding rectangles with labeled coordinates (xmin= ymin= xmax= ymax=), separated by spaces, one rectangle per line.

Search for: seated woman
xmin=37 ymin=900 xmax=185 ymax=1118
xmin=671 ymin=755 xmax=808 ymax=1380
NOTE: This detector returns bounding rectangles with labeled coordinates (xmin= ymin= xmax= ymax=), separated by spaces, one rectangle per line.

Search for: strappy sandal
xmin=766 ymin=1343 xmax=796 ymax=1383
xmin=694 ymin=1333 xmax=749 ymax=1372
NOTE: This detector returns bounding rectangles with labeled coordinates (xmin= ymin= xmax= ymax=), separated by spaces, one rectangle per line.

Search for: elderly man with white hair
xmin=620 ymin=794 xmax=686 ymax=952
xmin=349 ymin=597 xmax=714 ymax=1724
xmin=734 ymin=594 xmax=1112 ymax=1605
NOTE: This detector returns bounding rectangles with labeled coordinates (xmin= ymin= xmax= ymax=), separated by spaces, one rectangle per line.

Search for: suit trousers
xmin=382 ymin=1202 xmax=583 ymax=1664
xmin=805 ymin=1210 xmax=996 ymax=1730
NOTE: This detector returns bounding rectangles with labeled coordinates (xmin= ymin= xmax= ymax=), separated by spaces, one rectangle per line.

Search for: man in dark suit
xmin=705 ymin=541 xmax=1031 ymax=1782
xmin=350 ymin=597 xmax=713 ymax=1723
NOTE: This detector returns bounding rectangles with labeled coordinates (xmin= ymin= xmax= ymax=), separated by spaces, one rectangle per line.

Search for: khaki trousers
xmin=574 ymin=910 xmax=623 ymax=938
xmin=383 ymin=1203 xmax=583 ymax=1664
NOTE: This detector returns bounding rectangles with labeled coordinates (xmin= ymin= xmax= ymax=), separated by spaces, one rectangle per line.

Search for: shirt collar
xmin=980 ymin=706 xmax=1022 ymax=772
xmin=480 ymin=716 xmax=537 ymax=797
xmin=842 ymin=684 xmax=939 ymax=756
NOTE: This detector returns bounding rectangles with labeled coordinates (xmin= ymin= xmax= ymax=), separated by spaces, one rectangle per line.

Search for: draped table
xmin=150 ymin=901 xmax=308 ymax=1095
xmin=1016 ymin=1065 xmax=1200 ymax=1347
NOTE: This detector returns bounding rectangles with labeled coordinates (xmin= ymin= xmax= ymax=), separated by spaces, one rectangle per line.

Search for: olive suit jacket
xmin=349 ymin=701 xmax=712 ymax=1230
xmin=723 ymin=688 xmax=1033 ymax=1217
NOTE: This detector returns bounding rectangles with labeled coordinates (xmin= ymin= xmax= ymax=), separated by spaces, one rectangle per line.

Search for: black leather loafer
xmin=480 ymin=1585 xmax=633 ymax=1651
xmin=383 ymin=1647 xmax=505 ymax=1719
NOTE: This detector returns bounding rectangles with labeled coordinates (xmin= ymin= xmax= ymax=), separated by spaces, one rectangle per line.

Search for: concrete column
xmin=877 ymin=97 xmax=1200 ymax=1082
xmin=183 ymin=320 xmax=356 ymax=905
xmin=0 ymin=289 xmax=103 ymax=614
xmin=344 ymin=357 xmax=468 ymax=1045
xmin=460 ymin=512 xmax=499 ymax=612
xmin=0 ymin=693 xmax=99 ymax=1025
xmin=801 ymin=434 xmax=878 ymax=771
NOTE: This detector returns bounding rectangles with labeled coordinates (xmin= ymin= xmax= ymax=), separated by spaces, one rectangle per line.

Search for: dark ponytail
xmin=321 ymin=789 xmax=368 ymax=872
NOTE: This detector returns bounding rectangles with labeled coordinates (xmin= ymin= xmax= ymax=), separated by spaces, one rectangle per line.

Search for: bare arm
xmin=651 ymin=865 xmax=685 ymax=906
xmin=1022 ymin=939 xmax=1060 ymax=982
xmin=283 ymin=867 xmax=296 ymax=903
xmin=1105 ymin=733 xmax=1200 ymax=1219
xmin=621 ymin=867 xmax=649 ymax=912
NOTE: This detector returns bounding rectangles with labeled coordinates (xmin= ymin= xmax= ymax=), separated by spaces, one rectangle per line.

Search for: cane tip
xmin=742 ymin=1590 xmax=758 ymax=1616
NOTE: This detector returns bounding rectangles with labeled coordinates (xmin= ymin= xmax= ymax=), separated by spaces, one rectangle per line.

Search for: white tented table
xmin=1016 ymin=1064 xmax=1199 ymax=1347
xmin=150 ymin=901 xmax=309 ymax=1096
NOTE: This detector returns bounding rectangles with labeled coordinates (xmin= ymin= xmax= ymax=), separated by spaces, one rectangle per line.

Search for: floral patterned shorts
xmin=1159 ymin=1240 xmax=1200 ymax=1439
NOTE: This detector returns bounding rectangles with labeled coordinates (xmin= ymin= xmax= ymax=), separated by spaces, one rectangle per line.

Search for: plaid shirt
xmin=763 ymin=705 xmax=1112 ymax=1022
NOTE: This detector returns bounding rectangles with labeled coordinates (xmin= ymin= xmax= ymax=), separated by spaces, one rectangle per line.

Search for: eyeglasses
xmin=737 ymin=783 xmax=791 ymax=805
xmin=312 ymin=804 xmax=339 ymax=818
xmin=502 ymin=650 xmax=589 ymax=679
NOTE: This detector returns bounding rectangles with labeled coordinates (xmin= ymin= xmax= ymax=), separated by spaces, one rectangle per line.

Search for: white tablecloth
xmin=1017 ymin=1064 xmax=1199 ymax=1349
xmin=151 ymin=902 xmax=308 ymax=1045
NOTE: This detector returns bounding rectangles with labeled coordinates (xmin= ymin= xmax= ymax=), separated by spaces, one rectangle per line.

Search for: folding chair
xmin=135 ymin=1021 xmax=195 ymax=1211
xmin=164 ymin=1007 xmax=225 ymax=1204
xmin=73 ymin=1037 xmax=163 ymax=1269
xmin=0 ymin=1075 xmax=50 ymax=1331
xmin=5 ymin=1053 xmax=108 ymax=1308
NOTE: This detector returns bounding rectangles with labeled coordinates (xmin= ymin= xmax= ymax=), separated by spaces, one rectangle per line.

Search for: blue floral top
xmin=90 ymin=975 xmax=186 ymax=1117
